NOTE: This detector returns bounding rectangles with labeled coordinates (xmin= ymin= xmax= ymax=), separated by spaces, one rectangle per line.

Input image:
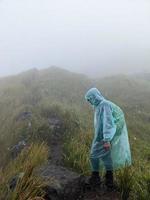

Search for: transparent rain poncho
xmin=85 ymin=88 xmax=131 ymax=170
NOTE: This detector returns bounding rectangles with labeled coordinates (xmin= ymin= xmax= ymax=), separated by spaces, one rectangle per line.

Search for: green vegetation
xmin=64 ymin=131 xmax=92 ymax=175
xmin=64 ymin=129 xmax=150 ymax=199
xmin=0 ymin=143 xmax=49 ymax=200
xmin=0 ymin=67 xmax=150 ymax=199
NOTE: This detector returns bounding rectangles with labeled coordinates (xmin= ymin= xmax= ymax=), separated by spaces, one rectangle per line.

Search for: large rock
xmin=16 ymin=111 xmax=32 ymax=121
xmin=40 ymin=164 xmax=85 ymax=200
xmin=9 ymin=140 xmax=27 ymax=159
xmin=48 ymin=117 xmax=63 ymax=134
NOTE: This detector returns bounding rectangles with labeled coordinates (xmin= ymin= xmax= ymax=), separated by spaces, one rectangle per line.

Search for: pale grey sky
xmin=0 ymin=0 xmax=150 ymax=77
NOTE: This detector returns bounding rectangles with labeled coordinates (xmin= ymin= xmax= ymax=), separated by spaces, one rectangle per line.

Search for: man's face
xmin=87 ymin=96 xmax=93 ymax=105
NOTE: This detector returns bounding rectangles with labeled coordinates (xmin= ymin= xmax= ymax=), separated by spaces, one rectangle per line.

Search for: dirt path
xmin=40 ymin=132 xmax=120 ymax=200
xmin=49 ymin=132 xmax=63 ymax=165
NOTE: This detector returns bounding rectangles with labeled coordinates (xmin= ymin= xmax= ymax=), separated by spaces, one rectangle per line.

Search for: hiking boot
xmin=88 ymin=171 xmax=101 ymax=188
xmin=105 ymin=171 xmax=117 ymax=191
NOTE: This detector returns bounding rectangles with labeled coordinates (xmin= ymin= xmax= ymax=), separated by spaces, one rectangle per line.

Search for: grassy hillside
xmin=0 ymin=67 xmax=150 ymax=145
xmin=0 ymin=67 xmax=150 ymax=199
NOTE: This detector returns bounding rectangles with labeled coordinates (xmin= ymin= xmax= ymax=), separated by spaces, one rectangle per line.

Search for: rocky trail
xmin=40 ymin=132 xmax=120 ymax=200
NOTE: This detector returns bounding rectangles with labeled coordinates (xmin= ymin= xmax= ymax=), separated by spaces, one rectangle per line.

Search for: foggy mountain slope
xmin=134 ymin=72 xmax=150 ymax=82
xmin=1 ymin=67 xmax=150 ymax=109
xmin=0 ymin=67 xmax=92 ymax=107
xmin=0 ymin=67 xmax=150 ymax=199
xmin=96 ymin=74 xmax=150 ymax=108
xmin=0 ymin=67 xmax=150 ymax=153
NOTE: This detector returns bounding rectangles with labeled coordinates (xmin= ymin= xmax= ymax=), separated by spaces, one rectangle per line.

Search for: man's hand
xmin=103 ymin=142 xmax=111 ymax=151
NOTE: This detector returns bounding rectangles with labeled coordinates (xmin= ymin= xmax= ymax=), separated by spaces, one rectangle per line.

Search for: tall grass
xmin=129 ymin=162 xmax=150 ymax=200
xmin=0 ymin=143 xmax=49 ymax=200
xmin=64 ymin=131 xmax=150 ymax=200
xmin=64 ymin=130 xmax=92 ymax=175
xmin=116 ymin=166 xmax=134 ymax=200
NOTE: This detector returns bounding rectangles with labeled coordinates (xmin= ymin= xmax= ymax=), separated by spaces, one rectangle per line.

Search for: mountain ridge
xmin=0 ymin=66 xmax=150 ymax=154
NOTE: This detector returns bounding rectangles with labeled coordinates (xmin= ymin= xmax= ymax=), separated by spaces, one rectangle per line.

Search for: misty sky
xmin=0 ymin=0 xmax=150 ymax=77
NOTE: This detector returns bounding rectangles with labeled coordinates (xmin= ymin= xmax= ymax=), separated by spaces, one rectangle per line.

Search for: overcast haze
xmin=0 ymin=0 xmax=150 ymax=77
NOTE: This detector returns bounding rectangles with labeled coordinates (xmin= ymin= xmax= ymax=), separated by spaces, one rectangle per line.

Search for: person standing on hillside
xmin=85 ymin=88 xmax=131 ymax=190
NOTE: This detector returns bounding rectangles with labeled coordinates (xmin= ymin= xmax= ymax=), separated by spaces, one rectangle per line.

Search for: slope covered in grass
xmin=0 ymin=67 xmax=150 ymax=152
xmin=0 ymin=67 xmax=150 ymax=199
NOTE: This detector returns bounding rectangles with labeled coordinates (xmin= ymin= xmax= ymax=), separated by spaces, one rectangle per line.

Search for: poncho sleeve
xmin=101 ymin=102 xmax=117 ymax=142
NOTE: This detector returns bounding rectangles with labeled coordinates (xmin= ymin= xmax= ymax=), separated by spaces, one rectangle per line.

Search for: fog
xmin=0 ymin=0 xmax=150 ymax=77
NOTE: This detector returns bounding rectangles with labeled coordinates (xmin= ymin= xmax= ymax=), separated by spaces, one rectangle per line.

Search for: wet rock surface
xmin=41 ymin=164 xmax=85 ymax=200
xmin=41 ymin=166 xmax=120 ymax=200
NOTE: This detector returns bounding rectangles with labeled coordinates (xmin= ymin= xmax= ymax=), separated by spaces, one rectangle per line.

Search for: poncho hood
xmin=85 ymin=88 xmax=104 ymax=106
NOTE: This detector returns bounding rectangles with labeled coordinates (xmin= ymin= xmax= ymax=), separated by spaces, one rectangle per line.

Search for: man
xmin=85 ymin=88 xmax=131 ymax=190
